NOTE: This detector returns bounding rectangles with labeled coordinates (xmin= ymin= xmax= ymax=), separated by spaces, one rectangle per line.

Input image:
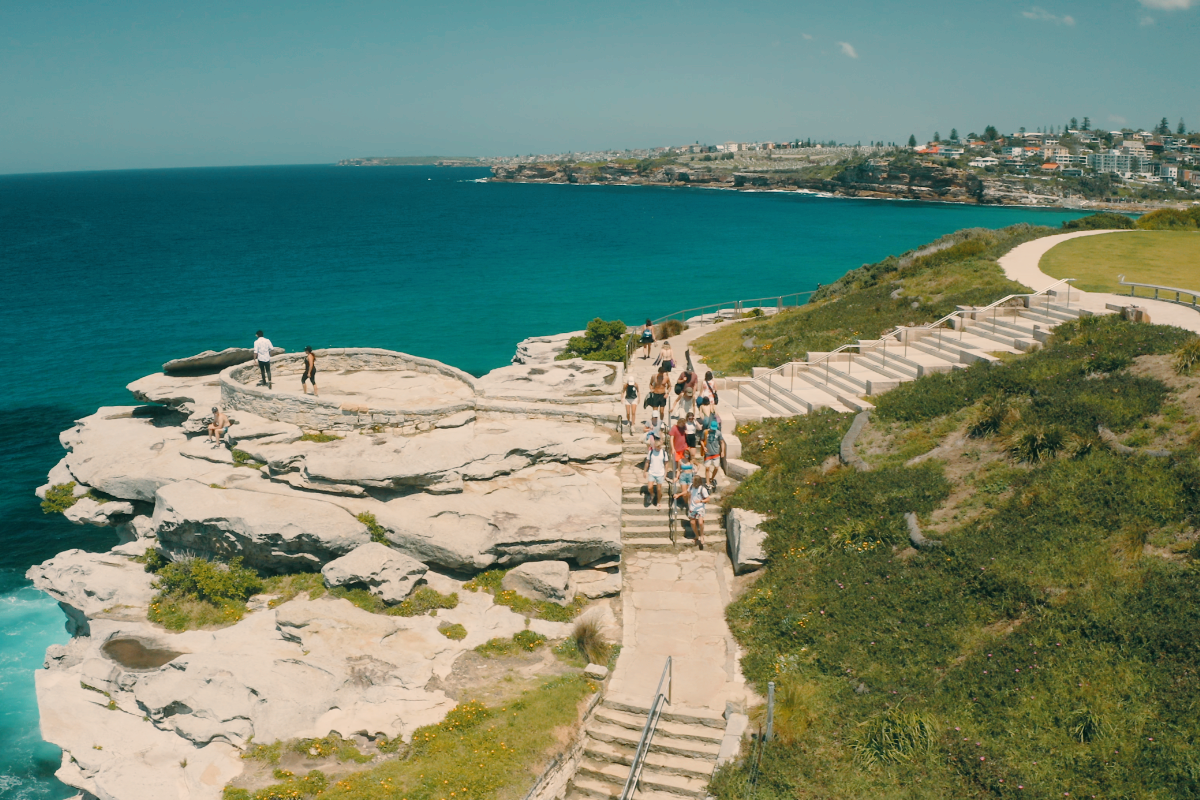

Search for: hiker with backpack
xmin=671 ymin=369 xmax=698 ymax=419
xmin=640 ymin=320 xmax=654 ymax=359
xmin=702 ymin=418 xmax=726 ymax=490
xmin=676 ymin=474 xmax=711 ymax=550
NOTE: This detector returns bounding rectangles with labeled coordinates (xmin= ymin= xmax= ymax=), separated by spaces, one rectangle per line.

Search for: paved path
xmin=999 ymin=229 xmax=1200 ymax=334
xmin=608 ymin=548 xmax=748 ymax=715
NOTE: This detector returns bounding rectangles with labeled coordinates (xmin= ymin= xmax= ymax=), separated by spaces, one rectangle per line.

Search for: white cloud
xmin=1139 ymin=14 xmax=1156 ymax=23
xmin=802 ymin=33 xmax=813 ymax=40
xmin=1109 ymin=114 xmax=1128 ymax=124
xmin=1022 ymin=6 xmax=1076 ymax=24
xmin=837 ymin=41 xmax=858 ymax=58
xmin=1138 ymin=0 xmax=1192 ymax=9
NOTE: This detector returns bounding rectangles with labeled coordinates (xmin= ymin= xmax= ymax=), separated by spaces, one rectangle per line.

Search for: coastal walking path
xmin=999 ymin=229 xmax=1200 ymax=335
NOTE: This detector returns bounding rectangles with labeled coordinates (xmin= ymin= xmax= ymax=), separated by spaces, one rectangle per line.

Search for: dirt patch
xmin=434 ymin=645 xmax=578 ymax=705
xmin=1123 ymin=354 xmax=1200 ymax=451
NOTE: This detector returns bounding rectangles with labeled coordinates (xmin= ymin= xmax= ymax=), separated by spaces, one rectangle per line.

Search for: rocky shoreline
xmin=27 ymin=338 xmax=629 ymax=800
xmin=490 ymin=162 xmax=1179 ymax=212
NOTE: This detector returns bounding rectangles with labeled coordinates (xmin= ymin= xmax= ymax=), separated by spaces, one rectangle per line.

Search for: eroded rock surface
xmin=502 ymin=560 xmax=571 ymax=604
xmin=321 ymin=543 xmax=428 ymax=604
xmin=153 ymin=481 xmax=371 ymax=573
xmin=26 ymin=550 xmax=157 ymax=636
xmin=477 ymin=359 xmax=621 ymax=401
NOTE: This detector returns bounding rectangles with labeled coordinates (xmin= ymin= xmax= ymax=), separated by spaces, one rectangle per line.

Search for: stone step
xmin=821 ymin=360 xmax=899 ymax=396
xmin=620 ymin=536 xmax=725 ymax=550
xmin=907 ymin=337 xmax=999 ymax=366
xmin=600 ymin=699 xmax=726 ymax=730
xmin=852 ymin=350 xmax=919 ymax=380
xmin=568 ymin=777 xmax=689 ymax=800
xmin=961 ymin=323 xmax=1038 ymax=352
xmin=583 ymin=724 xmax=720 ymax=762
xmin=792 ymin=366 xmax=870 ymax=405
xmin=594 ymin=706 xmax=726 ymax=742
xmin=576 ymin=757 xmax=709 ymax=798
xmin=969 ymin=314 xmax=1045 ymax=341
xmin=1043 ymin=302 xmax=1091 ymax=318
xmin=1019 ymin=304 xmax=1078 ymax=323
xmin=622 ymin=527 xmax=726 ymax=539
xmin=734 ymin=380 xmax=812 ymax=417
xmin=584 ymin=737 xmax=716 ymax=780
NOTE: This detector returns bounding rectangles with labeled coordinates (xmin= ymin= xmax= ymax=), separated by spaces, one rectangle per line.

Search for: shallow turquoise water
xmin=0 ymin=164 xmax=1089 ymax=797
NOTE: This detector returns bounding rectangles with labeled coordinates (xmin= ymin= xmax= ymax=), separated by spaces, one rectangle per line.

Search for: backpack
xmin=641 ymin=329 xmax=654 ymax=342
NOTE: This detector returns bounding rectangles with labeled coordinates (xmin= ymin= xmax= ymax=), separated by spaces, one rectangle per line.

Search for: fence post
xmin=764 ymin=682 xmax=775 ymax=743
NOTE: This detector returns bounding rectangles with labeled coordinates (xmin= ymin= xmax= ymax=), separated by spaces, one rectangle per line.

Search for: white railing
xmin=736 ymin=278 xmax=1076 ymax=408
xmin=1118 ymin=275 xmax=1200 ymax=308
xmin=619 ymin=657 xmax=673 ymax=800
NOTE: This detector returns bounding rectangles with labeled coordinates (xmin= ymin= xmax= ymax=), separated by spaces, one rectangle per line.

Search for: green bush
xmin=656 ymin=318 xmax=686 ymax=338
xmin=1135 ymin=207 xmax=1200 ymax=230
xmin=133 ymin=547 xmax=168 ymax=573
xmin=1005 ymin=425 xmax=1067 ymax=463
xmin=1062 ymin=211 xmax=1136 ymax=231
xmin=299 ymin=432 xmax=342 ymax=443
xmin=356 ymin=512 xmax=389 ymax=545
xmin=149 ymin=556 xmax=264 ymax=631
xmin=230 ymin=449 xmax=264 ymax=469
xmin=388 ymin=587 xmax=459 ymax=617
xmin=40 ymin=482 xmax=79 ymax=514
xmin=558 ymin=317 xmax=629 ymax=362
xmin=1175 ymin=337 xmax=1200 ymax=375
xmin=438 ymin=622 xmax=467 ymax=640
xmin=475 ymin=630 xmax=547 ymax=657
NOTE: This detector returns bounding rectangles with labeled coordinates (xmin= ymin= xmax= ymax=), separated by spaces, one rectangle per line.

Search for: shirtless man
xmin=207 ymin=407 xmax=232 ymax=446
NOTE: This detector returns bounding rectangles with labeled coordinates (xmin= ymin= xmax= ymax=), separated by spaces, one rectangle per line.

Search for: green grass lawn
xmin=1040 ymin=231 xmax=1200 ymax=294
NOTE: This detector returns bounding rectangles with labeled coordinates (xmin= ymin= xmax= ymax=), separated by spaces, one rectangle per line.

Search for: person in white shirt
xmin=253 ymin=330 xmax=273 ymax=388
xmin=643 ymin=435 xmax=668 ymax=507
xmin=676 ymin=474 xmax=711 ymax=550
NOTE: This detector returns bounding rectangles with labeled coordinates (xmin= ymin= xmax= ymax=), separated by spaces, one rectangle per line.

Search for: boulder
xmin=26 ymin=550 xmax=157 ymax=636
xmin=571 ymin=569 xmax=621 ymax=599
xmin=126 ymin=373 xmax=222 ymax=419
xmin=584 ymin=663 xmax=609 ymax=680
xmin=372 ymin=463 xmax=621 ymax=571
xmin=727 ymin=508 xmax=769 ymax=574
xmin=502 ymin=561 xmax=571 ymax=604
xmin=60 ymin=407 xmax=207 ymax=502
xmin=162 ymin=346 xmax=284 ymax=375
xmin=510 ymin=330 xmax=584 ymax=365
xmin=241 ymin=419 xmax=619 ymax=495
xmin=63 ymin=497 xmax=136 ymax=527
xmin=477 ymin=360 xmax=621 ymax=402
xmin=322 ymin=543 xmax=428 ymax=604
xmin=152 ymin=480 xmax=370 ymax=573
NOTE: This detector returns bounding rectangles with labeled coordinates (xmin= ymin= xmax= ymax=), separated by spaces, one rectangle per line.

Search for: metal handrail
xmin=652 ymin=291 xmax=817 ymax=327
xmin=619 ymin=657 xmax=673 ymax=800
xmin=1119 ymin=275 xmax=1200 ymax=308
xmin=735 ymin=278 xmax=1076 ymax=408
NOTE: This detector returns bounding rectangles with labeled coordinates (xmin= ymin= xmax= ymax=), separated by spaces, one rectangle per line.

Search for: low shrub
xmin=656 ymin=319 xmax=686 ymax=338
xmin=1062 ymin=211 xmax=1136 ymax=231
xmin=850 ymin=708 xmax=937 ymax=768
xmin=569 ymin=615 xmax=611 ymax=665
xmin=260 ymin=572 xmax=326 ymax=607
xmin=388 ymin=587 xmax=459 ymax=617
xmin=475 ymin=630 xmax=547 ymax=657
xmin=230 ymin=449 xmax=264 ymax=469
xmin=133 ymin=547 xmax=168 ymax=573
xmin=558 ymin=318 xmax=629 ymax=362
xmin=1005 ymin=425 xmax=1067 ymax=463
xmin=149 ymin=556 xmax=264 ymax=631
xmin=438 ymin=622 xmax=467 ymax=640
xmin=40 ymin=482 xmax=79 ymax=514
xmin=966 ymin=398 xmax=1021 ymax=439
xmin=463 ymin=568 xmax=507 ymax=593
xmin=355 ymin=512 xmax=388 ymax=545
xmin=1175 ymin=337 xmax=1200 ymax=375
xmin=465 ymin=569 xmax=585 ymax=621
xmin=299 ymin=432 xmax=342 ymax=443
xmin=290 ymin=734 xmax=372 ymax=763
xmin=1135 ymin=207 xmax=1200 ymax=230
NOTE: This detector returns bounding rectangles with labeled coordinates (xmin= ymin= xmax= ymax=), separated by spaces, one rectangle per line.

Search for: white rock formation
xmin=571 ymin=568 xmax=621 ymax=599
xmin=502 ymin=561 xmax=572 ymax=604
xmin=127 ymin=373 xmax=222 ymax=419
xmin=26 ymin=550 xmax=157 ymax=636
xmin=372 ymin=463 xmax=621 ymax=571
xmin=478 ymin=359 xmax=621 ymax=401
xmin=238 ymin=419 xmax=619 ymax=495
xmin=63 ymin=497 xmax=136 ymax=527
xmin=162 ymin=346 xmax=283 ymax=374
xmin=321 ymin=543 xmax=428 ymax=604
xmin=152 ymin=480 xmax=371 ymax=572
xmin=35 ymin=457 xmax=86 ymax=500
xmin=510 ymin=330 xmax=583 ymax=365
xmin=727 ymin=508 xmax=769 ymax=574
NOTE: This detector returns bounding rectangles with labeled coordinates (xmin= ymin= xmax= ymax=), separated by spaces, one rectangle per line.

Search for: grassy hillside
xmin=713 ymin=315 xmax=1200 ymax=799
xmin=692 ymin=224 xmax=1060 ymax=375
xmin=1040 ymin=231 xmax=1200 ymax=294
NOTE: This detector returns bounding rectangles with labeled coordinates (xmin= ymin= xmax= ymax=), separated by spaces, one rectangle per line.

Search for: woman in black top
xmin=623 ymin=376 xmax=639 ymax=428
xmin=301 ymin=347 xmax=318 ymax=396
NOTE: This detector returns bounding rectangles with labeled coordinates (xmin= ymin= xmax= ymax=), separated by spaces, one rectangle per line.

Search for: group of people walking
xmin=629 ymin=319 xmax=726 ymax=550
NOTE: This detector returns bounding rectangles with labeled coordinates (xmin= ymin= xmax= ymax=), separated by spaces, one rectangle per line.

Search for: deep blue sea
xmin=0 ymin=164 xmax=1088 ymax=797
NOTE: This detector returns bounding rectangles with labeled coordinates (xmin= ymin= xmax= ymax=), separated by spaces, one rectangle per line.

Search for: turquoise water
xmin=0 ymin=164 xmax=1088 ymax=797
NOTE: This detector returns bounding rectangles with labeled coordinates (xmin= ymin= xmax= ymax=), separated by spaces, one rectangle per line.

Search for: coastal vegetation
xmin=464 ymin=568 xmax=586 ymax=621
xmin=40 ymin=482 xmax=79 ymax=514
xmin=558 ymin=317 xmax=629 ymax=362
xmin=711 ymin=314 xmax=1200 ymax=799
xmin=224 ymin=674 xmax=596 ymax=800
xmin=1040 ymin=231 xmax=1200 ymax=293
xmin=692 ymin=223 xmax=1054 ymax=374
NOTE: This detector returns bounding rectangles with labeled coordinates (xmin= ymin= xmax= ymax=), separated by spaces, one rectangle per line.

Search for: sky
xmin=1 ymin=0 xmax=1197 ymax=175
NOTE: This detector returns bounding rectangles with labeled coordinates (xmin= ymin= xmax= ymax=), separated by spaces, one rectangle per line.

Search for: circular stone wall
xmin=220 ymin=348 xmax=478 ymax=433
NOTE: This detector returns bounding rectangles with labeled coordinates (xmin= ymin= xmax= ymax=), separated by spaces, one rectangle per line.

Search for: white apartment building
xmin=969 ymin=157 xmax=999 ymax=168
xmin=1087 ymin=150 xmax=1143 ymax=174
xmin=1000 ymin=146 xmax=1024 ymax=158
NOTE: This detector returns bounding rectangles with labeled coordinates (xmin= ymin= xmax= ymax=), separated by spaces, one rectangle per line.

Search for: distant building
xmin=969 ymin=157 xmax=999 ymax=168
xmin=1000 ymin=146 xmax=1024 ymax=158
xmin=1040 ymin=162 xmax=1061 ymax=172
xmin=1088 ymin=150 xmax=1143 ymax=174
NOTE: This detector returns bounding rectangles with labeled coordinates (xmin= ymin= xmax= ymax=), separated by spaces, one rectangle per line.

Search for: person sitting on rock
xmin=207 ymin=407 xmax=231 ymax=447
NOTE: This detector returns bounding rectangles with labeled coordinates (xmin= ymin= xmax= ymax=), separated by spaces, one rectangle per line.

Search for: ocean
xmin=0 ymin=164 xmax=1089 ymax=797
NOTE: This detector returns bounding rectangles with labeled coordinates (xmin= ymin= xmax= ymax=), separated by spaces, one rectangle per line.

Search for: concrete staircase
xmin=618 ymin=435 xmax=728 ymax=552
xmin=727 ymin=294 xmax=1093 ymax=421
xmin=565 ymin=698 xmax=725 ymax=800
